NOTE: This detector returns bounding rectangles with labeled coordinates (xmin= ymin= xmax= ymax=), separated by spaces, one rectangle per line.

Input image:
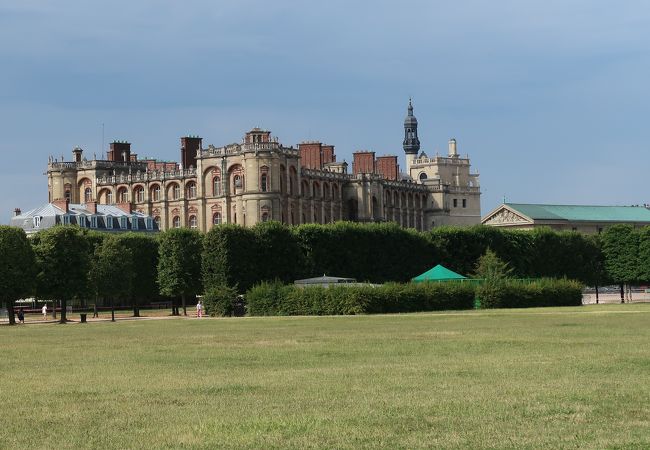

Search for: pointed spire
xmin=408 ymin=98 xmax=413 ymax=116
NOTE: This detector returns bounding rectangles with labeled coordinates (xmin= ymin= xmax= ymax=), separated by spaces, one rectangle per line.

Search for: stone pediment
xmin=483 ymin=208 xmax=531 ymax=226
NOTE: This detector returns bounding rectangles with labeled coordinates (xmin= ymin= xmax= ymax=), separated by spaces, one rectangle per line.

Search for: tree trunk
xmin=133 ymin=301 xmax=140 ymax=317
xmin=7 ymin=301 xmax=15 ymax=326
xmin=182 ymin=294 xmax=187 ymax=316
xmin=60 ymin=299 xmax=67 ymax=323
xmin=595 ymin=285 xmax=599 ymax=304
xmin=620 ymin=284 xmax=625 ymax=304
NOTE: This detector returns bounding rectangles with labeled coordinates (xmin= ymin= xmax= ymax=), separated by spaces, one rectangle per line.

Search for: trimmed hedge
xmin=476 ymin=278 xmax=583 ymax=309
xmin=245 ymin=281 xmax=475 ymax=316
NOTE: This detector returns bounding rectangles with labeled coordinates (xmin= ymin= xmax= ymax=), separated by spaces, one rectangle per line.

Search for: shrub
xmin=202 ymin=284 xmax=239 ymax=317
xmin=245 ymin=281 xmax=477 ymax=316
xmin=477 ymin=278 xmax=583 ymax=309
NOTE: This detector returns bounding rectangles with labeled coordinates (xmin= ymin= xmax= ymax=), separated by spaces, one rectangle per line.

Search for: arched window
xmin=172 ymin=184 xmax=180 ymax=200
xmin=151 ymin=185 xmax=161 ymax=202
xmin=186 ymin=182 xmax=197 ymax=198
xmin=234 ymin=175 xmax=242 ymax=189
xmin=213 ymin=212 xmax=222 ymax=225
xmin=84 ymin=187 xmax=93 ymax=203
xmin=107 ymin=191 xmax=113 ymax=204
xmin=189 ymin=215 xmax=198 ymax=229
xmin=117 ymin=187 xmax=128 ymax=203
xmin=65 ymin=190 xmax=71 ymax=202
xmin=213 ymin=177 xmax=221 ymax=196
xmin=261 ymin=212 xmax=269 ymax=222
xmin=260 ymin=174 xmax=268 ymax=192
xmin=419 ymin=172 xmax=428 ymax=181
xmin=134 ymin=187 xmax=144 ymax=203
xmin=172 ymin=216 xmax=181 ymax=228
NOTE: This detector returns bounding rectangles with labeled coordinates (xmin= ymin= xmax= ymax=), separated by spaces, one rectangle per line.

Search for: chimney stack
xmin=180 ymin=136 xmax=202 ymax=169
xmin=86 ymin=201 xmax=97 ymax=214
xmin=14 ymin=208 xmax=21 ymax=217
xmin=448 ymin=138 xmax=458 ymax=157
xmin=108 ymin=141 xmax=131 ymax=162
xmin=52 ymin=198 xmax=69 ymax=213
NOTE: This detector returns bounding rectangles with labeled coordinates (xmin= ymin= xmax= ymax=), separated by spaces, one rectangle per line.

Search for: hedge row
xmin=476 ymin=278 xmax=583 ymax=309
xmin=244 ymin=278 xmax=581 ymax=316
xmin=202 ymin=222 xmax=605 ymax=294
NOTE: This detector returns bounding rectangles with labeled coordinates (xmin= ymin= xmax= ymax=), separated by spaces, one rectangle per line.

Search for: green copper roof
xmin=506 ymin=203 xmax=650 ymax=222
xmin=412 ymin=264 xmax=467 ymax=282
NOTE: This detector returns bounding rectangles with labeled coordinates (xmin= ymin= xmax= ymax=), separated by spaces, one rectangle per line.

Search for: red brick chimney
xmin=181 ymin=136 xmax=202 ymax=169
xmin=352 ymin=151 xmax=376 ymax=175
xmin=52 ymin=198 xmax=69 ymax=213
xmin=116 ymin=202 xmax=132 ymax=214
xmin=108 ymin=141 xmax=131 ymax=162
xmin=86 ymin=201 xmax=97 ymax=214
xmin=376 ymin=156 xmax=399 ymax=181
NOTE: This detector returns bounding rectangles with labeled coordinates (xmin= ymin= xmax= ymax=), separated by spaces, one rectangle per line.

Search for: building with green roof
xmin=482 ymin=203 xmax=650 ymax=233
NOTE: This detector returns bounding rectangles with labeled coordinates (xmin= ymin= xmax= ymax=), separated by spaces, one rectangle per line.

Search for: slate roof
xmin=505 ymin=203 xmax=650 ymax=223
xmin=10 ymin=202 xmax=159 ymax=234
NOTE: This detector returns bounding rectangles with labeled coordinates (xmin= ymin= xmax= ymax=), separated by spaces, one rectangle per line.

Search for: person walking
xmin=17 ymin=308 xmax=25 ymax=324
xmin=42 ymin=303 xmax=48 ymax=320
xmin=196 ymin=300 xmax=203 ymax=318
xmin=93 ymin=303 xmax=99 ymax=318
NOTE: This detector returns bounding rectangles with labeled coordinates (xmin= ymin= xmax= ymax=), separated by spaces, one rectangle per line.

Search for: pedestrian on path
xmin=42 ymin=303 xmax=47 ymax=320
xmin=196 ymin=300 xmax=203 ymax=318
xmin=93 ymin=303 xmax=99 ymax=318
xmin=17 ymin=308 xmax=25 ymax=324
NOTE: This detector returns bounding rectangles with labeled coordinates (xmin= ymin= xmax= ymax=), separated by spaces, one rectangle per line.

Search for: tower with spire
xmin=403 ymin=98 xmax=420 ymax=173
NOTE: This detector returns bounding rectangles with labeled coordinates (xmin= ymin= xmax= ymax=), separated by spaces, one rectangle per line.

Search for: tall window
xmin=84 ymin=187 xmax=93 ymax=203
xmin=234 ymin=175 xmax=242 ymax=189
xmin=151 ymin=185 xmax=160 ymax=201
xmin=462 ymin=199 xmax=467 ymax=208
xmin=107 ymin=191 xmax=113 ymax=204
xmin=187 ymin=182 xmax=197 ymax=198
xmin=260 ymin=174 xmax=268 ymax=192
xmin=65 ymin=190 xmax=71 ymax=202
xmin=213 ymin=212 xmax=222 ymax=225
xmin=135 ymin=187 xmax=144 ymax=203
xmin=105 ymin=215 xmax=113 ymax=229
xmin=261 ymin=212 xmax=269 ymax=222
xmin=118 ymin=188 xmax=128 ymax=203
xmin=119 ymin=216 xmax=128 ymax=229
xmin=172 ymin=184 xmax=180 ymax=200
xmin=213 ymin=177 xmax=221 ymax=196
xmin=189 ymin=215 xmax=198 ymax=228
xmin=172 ymin=216 xmax=181 ymax=228
xmin=453 ymin=199 xmax=458 ymax=208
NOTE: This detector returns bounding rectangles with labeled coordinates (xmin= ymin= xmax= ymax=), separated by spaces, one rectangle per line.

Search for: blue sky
xmin=2 ymin=1 xmax=649 ymax=222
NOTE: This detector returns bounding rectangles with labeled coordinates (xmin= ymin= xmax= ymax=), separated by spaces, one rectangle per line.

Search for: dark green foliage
xmin=637 ymin=227 xmax=650 ymax=283
xmin=90 ymin=234 xmax=134 ymax=305
xmin=601 ymin=225 xmax=639 ymax=284
xmin=202 ymin=224 xmax=257 ymax=293
xmin=202 ymin=284 xmax=238 ymax=317
xmin=293 ymin=222 xmax=435 ymax=283
xmin=252 ymin=221 xmax=306 ymax=282
xmin=474 ymin=248 xmax=513 ymax=280
xmin=90 ymin=233 xmax=159 ymax=315
xmin=158 ymin=228 xmax=203 ymax=314
xmin=428 ymin=226 xmax=533 ymax=277
xmin=33 ymin=225 xmax=90 ymax=323
xmin=245 ymin=281 xmax=475 ymax=316
xmin=476 ymin=278 xmax=583 ymax=309
xmin=0 ymin=226 xmax=36 ymax=325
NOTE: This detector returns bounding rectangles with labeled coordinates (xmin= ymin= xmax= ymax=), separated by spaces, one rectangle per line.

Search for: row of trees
xmin=1 ymin=222 xmax=647 ymax=324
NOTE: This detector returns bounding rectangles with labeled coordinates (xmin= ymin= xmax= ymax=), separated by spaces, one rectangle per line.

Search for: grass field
xmin=2 ymin=304 xmax=649 ymax=449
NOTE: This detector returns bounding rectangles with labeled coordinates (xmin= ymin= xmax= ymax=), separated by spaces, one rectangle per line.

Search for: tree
xmin=601 ymin=224 xmax=639 ymax=302
xmin=33 ymin=226 xmax=90 ymax=323
xmin=0 ymin=226 xmax=35 ymax=325
xmin=473 ymin=248 xmax=513 ymax=280
xmin=89 ymin=234 xmax=134 ymax=320
xmin=158 ymin=228 xmax=203 ymax=315
xmin=118 ymin=233 xmax=159 ymax=316
xmin=202 ymin=224 xmax=257 ymax=293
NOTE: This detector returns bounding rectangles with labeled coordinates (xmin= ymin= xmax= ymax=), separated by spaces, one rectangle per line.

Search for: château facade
xmin=46 ymin=102 xmax=481 ymax=232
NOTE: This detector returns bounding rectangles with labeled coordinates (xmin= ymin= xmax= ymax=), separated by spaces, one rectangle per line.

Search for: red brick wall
xmin=180 ymin=137 xmax=202 ymax=169
xmin=108 ymin=142 xmax=131 ymax=162
xmin=321 ymin=145 xmax=336 ymax=164
xmin=299 ymin=142 xmax=323 ymax=169
xmin=376 ymin=156 xmax=399 ymax=181
xmin=352 ymin=151 xmax=375 ymax=174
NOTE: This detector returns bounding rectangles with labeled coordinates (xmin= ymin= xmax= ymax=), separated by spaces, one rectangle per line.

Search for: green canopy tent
xmin=412 ymin=264 xmax=467 ymax=283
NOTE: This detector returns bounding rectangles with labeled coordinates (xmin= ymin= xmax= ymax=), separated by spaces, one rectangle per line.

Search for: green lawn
xmin=2 ymin=304 xmax=649 ymax=449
